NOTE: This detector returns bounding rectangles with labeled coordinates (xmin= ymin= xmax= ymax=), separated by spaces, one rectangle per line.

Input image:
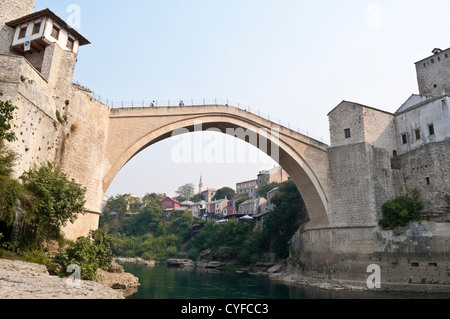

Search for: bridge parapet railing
xmin=92 ymin=93 xmax=328 ymax=144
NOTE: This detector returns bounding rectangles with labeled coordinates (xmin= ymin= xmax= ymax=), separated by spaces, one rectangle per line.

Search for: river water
xmin=122 ymin=263 xmax=448 ymax=300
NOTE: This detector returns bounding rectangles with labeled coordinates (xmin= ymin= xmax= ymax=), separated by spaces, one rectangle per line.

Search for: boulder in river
xmin=167 ymin=259 xmax=195 ymax=268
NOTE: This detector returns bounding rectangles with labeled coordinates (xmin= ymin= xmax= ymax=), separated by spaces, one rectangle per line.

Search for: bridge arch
xmin=103 ymin=105 xmax=330 ymax=228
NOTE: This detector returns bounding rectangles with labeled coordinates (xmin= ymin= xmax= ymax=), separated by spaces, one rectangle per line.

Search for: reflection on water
xmin=122 ymin=263 xmax=449 ymax=300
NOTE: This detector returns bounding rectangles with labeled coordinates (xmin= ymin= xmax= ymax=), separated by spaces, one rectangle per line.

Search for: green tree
xmin=212 ymin=187 xmax=236 ymax=201
xmin=0 ymin=92 xmax=22 ymax=228
xmin=192 ymin=219 xmax=252 ymax=261
xmin=256 ymin=182 xmax=279 ymax=199
xmin=262 ymin=180 xmax=307 ymax=258
xmin=142 ymin=192 xmax=166 ymax=205
xmin=0 ymin=91 xmax=18 ymax=143
xmin=379 ymin=196 xmax=423 ymax=229
xmin=175 ymin=183 xmax=195 ymax=201
xmin=121 ymin=200 xmax=165 ymax=237
xmin=0 ymin=175 xmax=25 ymax=227
xmin=103 ymin=195 xmax=128 ymax=215
xmin=191 ymin=193 xmax=204 ymax=203
xmin=59 ymin=229 xmax=114 ymax=280
xmin=0 ymin=142 xmax=18 ymax=177
xmin=103 ymin=194 xmax=141 ymax=216
xmin=234 ymin=195 xmax=251 ymax=211
xmin=20 ymin=162 xmax=86 ymax=241
xmin=0 ymin=143 xmax=24 ymax=227
xmin=167 ymin=210 xmax=194 ymax=242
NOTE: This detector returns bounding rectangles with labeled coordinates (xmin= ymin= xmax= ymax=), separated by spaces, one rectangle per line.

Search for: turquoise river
xmin=122 ymin=263 xmax=449 ymax=300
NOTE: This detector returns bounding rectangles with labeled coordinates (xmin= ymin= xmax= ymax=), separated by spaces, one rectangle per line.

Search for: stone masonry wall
xmin=0 ymin=0 xmax=36 ymax=55
xmin=60 ymin=85 xmax=110 ymax=213
xmin=327 ymin=142 xmax=376 ymax=227
xmin=0 ymin=51 xmax=111 ymax=240
xmin=370 ymin=146 xmax=400 ymax=221
xmin=0 ymin=54 xmax=58 ymax=176
xmin=416 ymin=49 xmax=450 ymax=96
xmin=362 ymin=107 xmax=396 ymax=153
xmin=391 ymin=140 xmax=450 ymax=220
xmin=328 ymin=142 xmax=400 ymax=227
xmin=328 ymin=102 xmax=364 ymax=147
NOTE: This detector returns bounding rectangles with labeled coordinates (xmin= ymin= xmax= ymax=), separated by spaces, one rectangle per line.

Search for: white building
xmin=395 ymin=94 xmax=450 ymax=155
xmin=6 ymin=8 xmax=90 ymax=74
xmin=190 ymin=200 xmax=207 ymax=219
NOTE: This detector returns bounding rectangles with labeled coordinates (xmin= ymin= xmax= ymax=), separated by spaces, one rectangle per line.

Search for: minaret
xmin=199 ymin=174 xmax=204 ymax=193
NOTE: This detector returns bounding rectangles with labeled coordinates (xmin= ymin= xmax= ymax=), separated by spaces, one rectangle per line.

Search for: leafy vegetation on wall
xmin=379 ymin=195 xmax=423 ymax=229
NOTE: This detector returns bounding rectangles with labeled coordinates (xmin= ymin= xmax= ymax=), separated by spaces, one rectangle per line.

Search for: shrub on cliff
xmin=0 ymin=91 xmax=18 ymax=143
xmin=379 ymin=196 xmax=423 ymax=229
xmin=58 ymin=229 xmax=114 ymax=281
xmin=0 ymin=91 xmax=23 ymax=229
xmin=20 ymin=162 xmax=86 ymax=242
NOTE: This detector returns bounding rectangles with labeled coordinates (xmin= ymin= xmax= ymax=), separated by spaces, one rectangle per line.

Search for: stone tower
xmin=415 ymin=48 xmax=450 ymax=96
xmin=0 ymin=0 xmax=35 ymax=54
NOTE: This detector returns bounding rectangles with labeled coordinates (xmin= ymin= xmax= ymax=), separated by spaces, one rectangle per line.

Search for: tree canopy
xmin=262 ymin=180 xmax=308 ymax=258
xmin=20 ymin=162 xmax=87 ymax=241
xmin=175 ymin=183 xmax=195 ymax=201
xmin=257 ymin=182 xmax=279 ymax=199
xmin=103 ymin=194 xmax=142 ymax=217
xmin=212 ymin=187 xmax=236 ymax=201
xmin=379 ymin=196 xmax=423 ymax=229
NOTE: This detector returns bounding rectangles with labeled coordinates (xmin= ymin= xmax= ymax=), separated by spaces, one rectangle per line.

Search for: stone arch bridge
xmin=101 ymin=104 xmax=329 ymax=230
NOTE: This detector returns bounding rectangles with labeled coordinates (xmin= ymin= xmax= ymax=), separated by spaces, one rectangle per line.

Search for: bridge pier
xmin=61 ymin=211 xmax=102 ymax=240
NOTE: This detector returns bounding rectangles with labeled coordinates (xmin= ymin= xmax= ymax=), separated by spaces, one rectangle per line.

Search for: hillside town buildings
xmin=156 ymin=167 xmax=286 ymax=221
xmin=236 ymin=179 xmax=257 ymax=198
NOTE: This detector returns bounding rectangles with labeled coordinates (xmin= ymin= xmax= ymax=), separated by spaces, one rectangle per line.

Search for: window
xmin=401 ymin=133 xmax=408 ymax=145
xmin=431 ymin=58 xmax=435 ymax=64
xmin=32 ymin=22 xmax=41 ymax=35
xmin=19 ymin=26 xmax=27 ymax=39
xmin=66 ymin=37 xmax=74 ymax=50
xmin=426 ymin=177 xmax=431 ymax=186
xmin=423 ymin=63 xmax=427 ymax=68
xmin=415 ymin=129 xmax=421 ymax=141
xmin=51 ymin=25 xmax=60 ymax=40
xmin=446 ymin=53 xmax=449 ymax=59
xmin=344 ymin=128 xmax=351 ymax=139
xmin=393 ymin=150 xmax=398 ymax=157
xmin=428 ymin=124 xmax=435 ymax=136
xmin=433 ymin=84 xmax=438 ymax=88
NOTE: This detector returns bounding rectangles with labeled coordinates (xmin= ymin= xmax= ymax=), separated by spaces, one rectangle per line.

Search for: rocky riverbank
xmin=0 ymin=258 xmax=139 ymax=299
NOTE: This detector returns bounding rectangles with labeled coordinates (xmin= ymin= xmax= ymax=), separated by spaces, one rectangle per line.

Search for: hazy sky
xmin=34 ymin=0 xmax=450 ymax=197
